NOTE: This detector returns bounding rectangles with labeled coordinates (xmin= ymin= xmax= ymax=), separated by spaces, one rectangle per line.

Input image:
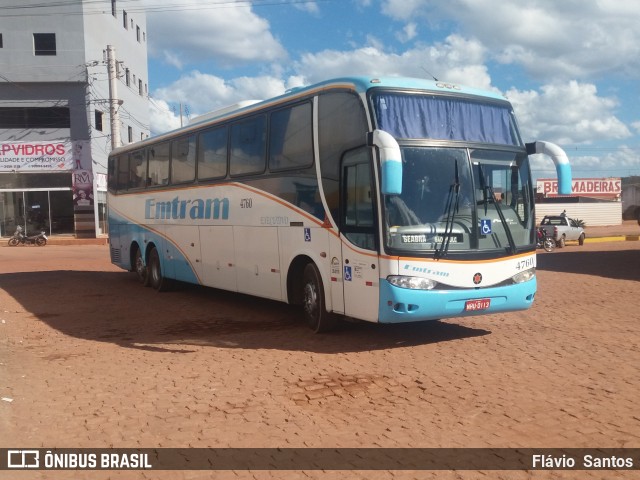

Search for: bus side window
xmin=269 ymin=102 xmax=313 ymax=171
xmin=108 ymin=155 xmax=118 ymax=192
xmin=171 ymin=135 xmax=196 ymax=184
xmin=230 ymin=115 xmax=266 ymax=176
xmin=148 ymin=142 xmax=170 ymax=187
xmin=128 ymin=150 xmax=147 ymax=189
xmin=198 ymin=126 xmax=228 ymax=180
xmin=117 ymin=154 xmax=130 ymax=191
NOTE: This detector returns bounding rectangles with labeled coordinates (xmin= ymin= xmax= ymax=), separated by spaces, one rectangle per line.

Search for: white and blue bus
xmin=107 ymin=76 xmax=572 ymax=332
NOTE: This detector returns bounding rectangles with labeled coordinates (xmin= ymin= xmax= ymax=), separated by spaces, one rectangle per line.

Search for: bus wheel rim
xmin=136 ymin=256 xmax=145 ymax=277
xmin=304 ymin=283 xmax=317 ymax=317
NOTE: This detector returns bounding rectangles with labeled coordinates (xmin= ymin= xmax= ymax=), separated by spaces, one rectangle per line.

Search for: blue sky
xmin=142 ymin=0 xmax=640 ymax=182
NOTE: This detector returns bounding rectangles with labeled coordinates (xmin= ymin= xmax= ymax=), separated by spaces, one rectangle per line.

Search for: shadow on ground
xmin=536 ymin=248 xmax=639 ymax=282
xmin=1 ymin=270 xmax=489 ymax=354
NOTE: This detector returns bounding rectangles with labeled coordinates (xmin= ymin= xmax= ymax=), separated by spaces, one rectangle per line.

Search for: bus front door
xmin=340 ymin=149 xmax=380 ymax=322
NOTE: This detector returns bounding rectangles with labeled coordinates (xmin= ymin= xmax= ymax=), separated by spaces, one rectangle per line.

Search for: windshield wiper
xmin=477 ymin=165 xmax=517 ymax=255
xmin=435 ymin=160 xmax=460 ymax=259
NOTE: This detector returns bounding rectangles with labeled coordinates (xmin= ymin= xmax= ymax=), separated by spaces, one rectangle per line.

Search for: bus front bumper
xmin=378 ymin=277 xmax=536 ymax=323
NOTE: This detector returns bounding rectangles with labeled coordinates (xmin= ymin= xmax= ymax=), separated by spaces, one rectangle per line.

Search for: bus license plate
xmin=465 ymin=299 xmax=491 ymax=311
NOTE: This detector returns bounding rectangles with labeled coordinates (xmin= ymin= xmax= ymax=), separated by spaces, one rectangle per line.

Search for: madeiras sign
xmin=537 ymin=178 xmax=621 ymax=198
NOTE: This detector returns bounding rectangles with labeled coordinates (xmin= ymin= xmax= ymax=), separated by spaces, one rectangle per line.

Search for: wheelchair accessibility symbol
xmin=344 ymin=266 xmax=352 ymax=282
xmin=304 ymin=228 xmax=311 ymax=242
xmin=480 ymin=219 xmax=492 ymax=235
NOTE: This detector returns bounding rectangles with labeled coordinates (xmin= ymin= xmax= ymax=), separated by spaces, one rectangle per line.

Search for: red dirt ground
xmin=1 ymin=240 xmax=639 ymax=480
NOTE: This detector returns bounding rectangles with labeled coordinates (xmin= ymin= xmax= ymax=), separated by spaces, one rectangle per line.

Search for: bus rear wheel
xmin=148 ymin=247 xmax=171 ymax=292
xmin=302 ymin=263 xmax=336 ymax=333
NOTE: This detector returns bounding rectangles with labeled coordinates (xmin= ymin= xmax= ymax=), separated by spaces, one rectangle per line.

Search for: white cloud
xmin=161 ymin=51 xmax=184 ymax=70
xmin=285 ymin=75 xmax=307 ymax=90
xmin=531 ymin=145 xmax=640 ymax=179
xmin=293 ymin=1 xmax=320 ymax=14
xmin=396 ymin=22 xmax=418 ymax=43
xmin=145 ymin=2 xmax=636 ymax=178
xmin=144 ymin=0 xmax=287 ymax=69
xmin=375 ymin=0 xmax=638 ymax=178
xmin=381 ymin=0 xmax=427 ymax=21
xmin=506 ymin=81 xmax=631 ymax=145
xmin=601 ymin=146 xmax=640 ymax=173
xmin=149 ymin=71 xmax=290 ymax=135
xmin=148 ymin=98 xmax=181 ymax=135
xmin=294 ymin=34 xmax=492 ymax=89
xmin=147 ymin=34 xmax=492 ymax=135
xmin=379 ymin=0 xmax=640 ymax=80
xmin=364 ymin=35 xmax=385 ymax=52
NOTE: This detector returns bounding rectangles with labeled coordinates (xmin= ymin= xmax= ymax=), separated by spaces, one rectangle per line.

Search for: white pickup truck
xmin=539 ymin=215 xmax=586 ymax=247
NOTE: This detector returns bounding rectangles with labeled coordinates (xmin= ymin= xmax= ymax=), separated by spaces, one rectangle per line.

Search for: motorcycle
xmin=7 ymin=226 xmax=48 ymax=246
xmin=536 ymin=227 xmax=555 ymax=252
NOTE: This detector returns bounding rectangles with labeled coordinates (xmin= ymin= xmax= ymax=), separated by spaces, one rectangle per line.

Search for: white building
xmin=0 ymin=0 xmax=150 ymax=237
xmin=535 ymin=178 xmax=622 ymax=226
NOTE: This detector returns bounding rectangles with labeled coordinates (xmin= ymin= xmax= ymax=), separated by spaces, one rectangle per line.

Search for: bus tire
xmin=302 ymin=263 xmax=336 ymax=333
xmin=134 ymin=247 xmax=149 ymax=285
xmin=148 ymin=247 xmax=171 ymax=292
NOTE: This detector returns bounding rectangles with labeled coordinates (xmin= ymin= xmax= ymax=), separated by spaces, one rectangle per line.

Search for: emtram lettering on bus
xmin=144 ymin=197 xmax=229 ymax=220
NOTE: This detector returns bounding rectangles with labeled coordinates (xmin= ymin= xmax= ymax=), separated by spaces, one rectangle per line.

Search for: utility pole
xmin=106 ymin=45 xmax=120 ymax=149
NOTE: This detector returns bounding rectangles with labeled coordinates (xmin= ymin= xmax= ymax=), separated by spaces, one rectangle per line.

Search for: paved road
xmin=0 ymin=242 xmax=638 ymax=480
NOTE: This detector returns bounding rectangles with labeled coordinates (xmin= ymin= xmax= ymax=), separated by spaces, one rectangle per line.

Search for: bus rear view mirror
xmin=526 ymin=141 xmax=572 ymax=195
xmin=367 ymin=129 xmax=402 ymax=195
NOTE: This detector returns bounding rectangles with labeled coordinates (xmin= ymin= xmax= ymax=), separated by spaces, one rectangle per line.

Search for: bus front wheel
xmin=148 ymin=247 xmax=171 ymax=292
xmin=302 ymin=263 xmax=336 ymax=333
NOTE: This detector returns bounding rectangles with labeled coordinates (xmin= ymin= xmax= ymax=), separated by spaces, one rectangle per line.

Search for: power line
xmin=563 ymin=146 xmax=640 ymax=152
xmin=0 ymin=0 xmax=332 ymax=17
xmin=533 ymin=168 xmax=640 ymax=174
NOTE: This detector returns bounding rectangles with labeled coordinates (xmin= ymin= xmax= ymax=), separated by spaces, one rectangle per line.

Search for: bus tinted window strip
xmin=110 ymin=100 xmax=316 ymax=192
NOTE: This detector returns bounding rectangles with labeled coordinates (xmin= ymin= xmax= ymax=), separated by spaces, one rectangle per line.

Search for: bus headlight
xmin=387 ymin=275 xmax=437 ymax=290
xmin=512 ymin=268 xmax=535 ymax=284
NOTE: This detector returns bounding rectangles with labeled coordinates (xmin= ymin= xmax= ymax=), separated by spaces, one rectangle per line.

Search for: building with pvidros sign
xmin=0 ymin=0 xmax=150 ymax=238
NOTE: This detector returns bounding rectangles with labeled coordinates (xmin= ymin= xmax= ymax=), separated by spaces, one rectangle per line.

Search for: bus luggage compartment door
xmin=198 ymin=225 xmax=237 ymax=292
xmin=234 ymin=226 xmax=282 ymax=300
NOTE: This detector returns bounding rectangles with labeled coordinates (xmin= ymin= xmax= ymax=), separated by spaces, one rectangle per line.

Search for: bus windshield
xmin=384 ymin=147 xmax=534 ymax=254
